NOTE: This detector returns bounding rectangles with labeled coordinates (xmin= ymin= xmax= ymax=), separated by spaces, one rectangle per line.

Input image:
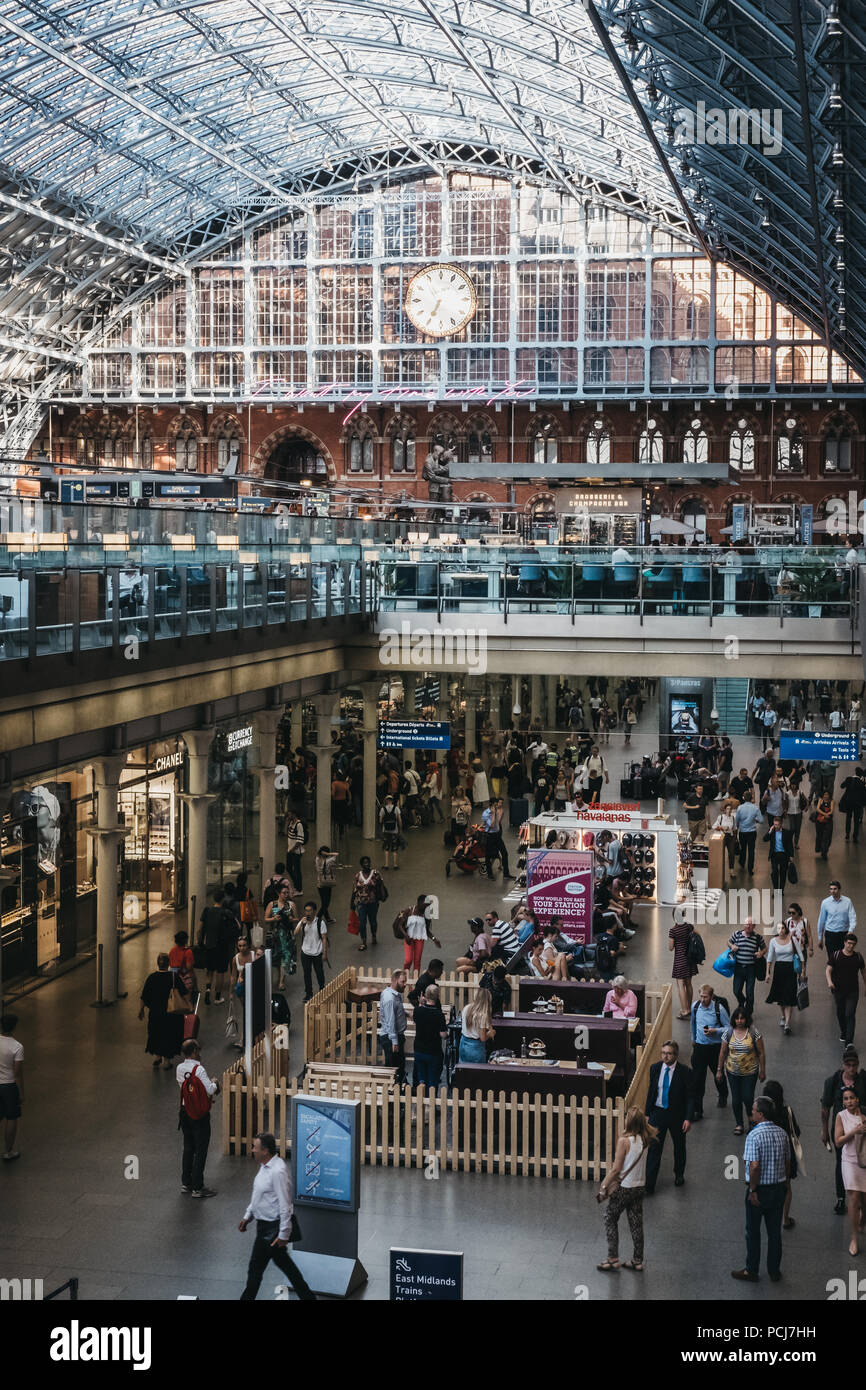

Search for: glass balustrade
xmin=0 ymin=548 xmax=857 ymax=664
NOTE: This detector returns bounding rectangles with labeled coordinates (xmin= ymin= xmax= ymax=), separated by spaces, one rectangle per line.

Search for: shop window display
xmin=1 ymin=771 xmax=95 ymax=987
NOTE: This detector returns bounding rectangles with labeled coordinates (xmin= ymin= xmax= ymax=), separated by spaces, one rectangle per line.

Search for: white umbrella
xmin=650 ymin=518 xmax=696 ymax=535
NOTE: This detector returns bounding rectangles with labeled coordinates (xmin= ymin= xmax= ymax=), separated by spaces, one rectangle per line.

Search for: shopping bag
xmin=796 ymin=978 xmax=810 ymax=1011
xmin=347 ymin=909 xmax=360 ymax=936
xmin=713 ymin=950 xmax=736 ymax=978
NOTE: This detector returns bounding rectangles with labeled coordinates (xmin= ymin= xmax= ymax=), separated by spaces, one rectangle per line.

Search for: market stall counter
xmin=452 ymin=1061 xmax=609 ymax=1101
xmin=491 ymin=1015 xmax=632 ymax=1095
xmin=518 ymin=978 xmax=646 ymax=1022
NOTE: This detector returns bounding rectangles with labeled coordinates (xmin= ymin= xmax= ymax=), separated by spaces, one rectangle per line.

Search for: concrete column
xmin=362 ymin=680 xmax=380 ymax=841
xmin=530 ymin=675 xmax=542 ymax=725
xmin=464 ymin=688 xmax=477 ymax=759
xmin=255 ymin=709 xmax=283 ymax=885
xmin=315 ymin=693 xmax=339 ymax=853
xmin=289 ymin=700 xmax=303 ymax=756
xmin=546 ymin=675 xmax=558 ymax=732
xmin=89 ymin=755 xmax=128 ymax=1006
xmin=181 ymin=729 xmax=217 ymax=937
xmin=404 ymin=673 xmax=416 ymax=716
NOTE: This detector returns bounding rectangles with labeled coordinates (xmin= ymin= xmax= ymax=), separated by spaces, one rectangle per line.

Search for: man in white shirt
xmin=176 ymin=1039 xmax=219 ymax=1197
xmin=239 ymin=1133 xmax=316 ymax=1300
xmin=0 ymin=1013 xmax=23 ymax=1161
xmin=611 ymin=545 xmax=634 ymax=566
xmin=294 ymin=900 xmax=329 ymax=1003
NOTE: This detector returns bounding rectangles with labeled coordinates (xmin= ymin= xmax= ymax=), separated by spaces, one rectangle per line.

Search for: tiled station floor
xmin=3 ymin=696 xmax=863 ymax=1301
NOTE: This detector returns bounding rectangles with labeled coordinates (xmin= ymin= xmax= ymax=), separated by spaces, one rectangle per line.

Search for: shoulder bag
xmin=597 ymin=1140 xmax=647 ymax=1204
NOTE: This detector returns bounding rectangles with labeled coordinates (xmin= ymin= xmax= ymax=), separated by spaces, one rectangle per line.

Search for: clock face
xmin=404 ymin=264 xmax=477 ymax=338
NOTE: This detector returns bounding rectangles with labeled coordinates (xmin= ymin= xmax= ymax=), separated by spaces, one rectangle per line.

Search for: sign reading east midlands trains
xmin=389 ymin=1248 xmax=464 ymax=1302
xmin=779 ymin=730 xmax=859 ymax=763
xmin=377 ymin=720 xmax=451 ymax=751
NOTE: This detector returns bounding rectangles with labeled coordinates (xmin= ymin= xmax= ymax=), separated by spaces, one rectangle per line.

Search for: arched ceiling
xmin=0 ymin=0 xmax=861 ymax=400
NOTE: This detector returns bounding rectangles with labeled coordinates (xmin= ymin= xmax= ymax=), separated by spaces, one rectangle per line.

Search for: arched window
xmin=349 ymin=431 xmax=374 ymax=473
xmin=638 ymin=417 xmax=664 ymax=464
xmin=531 ymin=421 xmax=558 ymax=466
xmin=729 ymin=419 xmax=755 ymax=471
xmin=824 ymin=420 xmax=853 ymax=473
xmin=586 ymin=419 xmax=610 ymax=467
xmin=139 ymin=435 xmax=154 ymax=469
xmin=217 ymin=432 xmax=241 ymax=471
xmin=683 ymin=418 xmax=708 ymax=465
xmin=73 ymin=428 xmax=95 ymax=466
xmin=776 ymin=421 xmax=804 ymax=473
xmin=467 ymin=427 xmax=493 ymax=464
xmin=391 ymin=426 xmax=416 ymax=473
xmin=586 ymin=348 xmax=610 ymax=385
xmin=176 ymin=433 xmax=198 ymax=472
xmin=682 ymin=498 xmax=707 ymax=540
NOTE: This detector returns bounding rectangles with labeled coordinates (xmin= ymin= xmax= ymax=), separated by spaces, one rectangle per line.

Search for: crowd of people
xmin=124 ymin=669 xmax=866 ymax=1293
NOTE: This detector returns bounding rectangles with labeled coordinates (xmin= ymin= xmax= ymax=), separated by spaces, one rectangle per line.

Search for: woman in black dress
xmin=669 ymin=914 xmax=699 ymax=1019
xmin=139 ymin=953 xmax=185 ymax=1069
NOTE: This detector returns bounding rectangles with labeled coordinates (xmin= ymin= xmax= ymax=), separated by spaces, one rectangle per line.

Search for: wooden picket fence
xmin=303 ymin=965 xmax=670 ymax=1070
xmin=222 ymin=975 xmax=673 ymax=1181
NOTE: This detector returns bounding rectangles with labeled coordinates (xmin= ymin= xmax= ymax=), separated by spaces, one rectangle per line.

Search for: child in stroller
xmin=444 ymin=823 xmax=488 ymax=877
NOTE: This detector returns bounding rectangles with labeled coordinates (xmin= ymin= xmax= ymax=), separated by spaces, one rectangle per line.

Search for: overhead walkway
xmin=1 ymin=537 xmax=861 ymax=781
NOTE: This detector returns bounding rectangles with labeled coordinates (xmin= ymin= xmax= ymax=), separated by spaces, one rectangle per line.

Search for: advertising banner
xmin=731 ymin=503 xmax=747 ymax=542
xmin=526 ymin=848 xmax=594 ymax=944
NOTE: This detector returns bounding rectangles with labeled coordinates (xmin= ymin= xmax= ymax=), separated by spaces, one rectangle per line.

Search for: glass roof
xmin=0 ymin=0 xmax=860 ymax=404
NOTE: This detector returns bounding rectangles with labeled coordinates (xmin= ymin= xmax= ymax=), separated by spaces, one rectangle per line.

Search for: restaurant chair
xmin=681 ymin=565 xmax=710 ymax=613
xmin=579 ymin=563 xmax=606 ymax=613
xmin=642 ymin=564 xmax=675 ymax=614
xmin=607 ymin=563 xmax=639 ymax=612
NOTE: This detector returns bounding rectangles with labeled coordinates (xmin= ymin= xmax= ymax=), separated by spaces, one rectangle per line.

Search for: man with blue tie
xmin=644 ymin=1040 xmax=695 ymax=1194
xmin=763 ymin=815 xmax=794 ymax=890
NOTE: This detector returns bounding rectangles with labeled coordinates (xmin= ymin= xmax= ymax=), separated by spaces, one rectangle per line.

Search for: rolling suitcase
xmin=183 ymin=992 xmax=200 ymax=1041
xmin=509 ymin=796 xmax=529 ymax=828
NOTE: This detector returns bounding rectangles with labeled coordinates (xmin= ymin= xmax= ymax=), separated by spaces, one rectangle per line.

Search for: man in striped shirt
xmin=732 ymin=1097 xmax=790 ymax=1283
xmin=485 ymin=910 xmax=520 ymax=963
xmin=728 ymin=918 xmax=767 ymax=1017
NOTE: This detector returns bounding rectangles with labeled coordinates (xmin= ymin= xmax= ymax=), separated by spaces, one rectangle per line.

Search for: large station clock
xmin=404 ymin=263 xmax=477 ymax=338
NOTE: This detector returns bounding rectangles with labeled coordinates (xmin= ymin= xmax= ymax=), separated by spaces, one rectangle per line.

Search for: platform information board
xmin=377 ymin=720 xmax=450 ymax=750
xmin=779 ymin=730 xmax=858 ymax=762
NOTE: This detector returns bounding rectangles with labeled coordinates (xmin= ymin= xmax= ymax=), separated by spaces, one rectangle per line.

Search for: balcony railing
xmin=0 ymin=558 xmax=369 ymax=664
xmin=376 ymin=551 xmax=860 ymax=630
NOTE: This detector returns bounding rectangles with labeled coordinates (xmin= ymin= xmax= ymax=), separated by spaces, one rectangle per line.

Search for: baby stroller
xmin=444 ymin=824 xmax=488 ymax=877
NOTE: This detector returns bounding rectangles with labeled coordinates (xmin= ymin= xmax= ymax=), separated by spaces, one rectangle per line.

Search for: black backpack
xmin=262 ymin=877 xmax=283 ymax=910
xmin=595 ymin=937 xmax=614 ymax=973
xmin=686 ymin=928 xmax=706 ymax=965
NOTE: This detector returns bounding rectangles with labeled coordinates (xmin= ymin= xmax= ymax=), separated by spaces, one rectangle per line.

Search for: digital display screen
xmin=670 ymin=698 xmax=700 ymax=735
xmin=293 ymin=1097 xmax=358 ymax=1212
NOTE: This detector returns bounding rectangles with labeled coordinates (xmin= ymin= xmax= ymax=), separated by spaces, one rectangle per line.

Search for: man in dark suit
xmin=644 ymin=1039 xmax=695 ymax=1194
xmin=763 ymin=816 xmax=795 ymax=890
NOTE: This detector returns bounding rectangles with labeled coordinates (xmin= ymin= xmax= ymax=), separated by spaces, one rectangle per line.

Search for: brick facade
xmin=45 ymin=398 xmax=866 ymax=539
